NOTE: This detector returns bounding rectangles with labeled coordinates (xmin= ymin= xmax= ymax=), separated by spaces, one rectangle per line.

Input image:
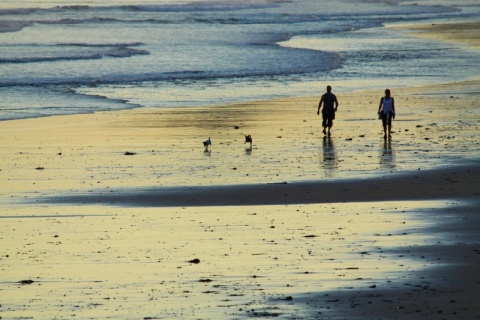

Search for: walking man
xmin=317 ymin=85 xmax=339 ymax=137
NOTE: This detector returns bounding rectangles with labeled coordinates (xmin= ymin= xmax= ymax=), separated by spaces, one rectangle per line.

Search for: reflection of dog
xmin=244 ymin=135 xmax=253 ymax=148
xmin=203 ymin=137 xmax=211 ymax=151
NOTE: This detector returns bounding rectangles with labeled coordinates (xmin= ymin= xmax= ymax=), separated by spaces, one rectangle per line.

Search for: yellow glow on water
xmin=1 ymin=200 xmax=455 ymax=318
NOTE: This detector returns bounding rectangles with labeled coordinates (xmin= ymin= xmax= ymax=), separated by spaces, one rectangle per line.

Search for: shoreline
xmin=1 ymin=21 xmax=479 ymax=124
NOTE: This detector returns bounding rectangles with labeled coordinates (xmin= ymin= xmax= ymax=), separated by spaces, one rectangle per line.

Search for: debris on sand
xmin=188 ymin=258 xmax=200 ymax=264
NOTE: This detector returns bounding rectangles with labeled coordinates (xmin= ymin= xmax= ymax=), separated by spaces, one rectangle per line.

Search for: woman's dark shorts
xmin=380 ymin=111 xmax=393 ymax=126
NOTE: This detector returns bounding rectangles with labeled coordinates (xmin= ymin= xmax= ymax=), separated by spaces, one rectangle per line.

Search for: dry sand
xmin=1 ymin=22 xmax=480 ymax=319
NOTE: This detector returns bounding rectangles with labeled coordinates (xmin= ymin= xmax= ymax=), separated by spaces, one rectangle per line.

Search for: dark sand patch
xmin=36 ymin=161 xmax=479 ymax=207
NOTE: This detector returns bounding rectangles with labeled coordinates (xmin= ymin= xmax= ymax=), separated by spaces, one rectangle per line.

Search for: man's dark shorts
xmin=322 ymin=109 xmax=335 ymax=127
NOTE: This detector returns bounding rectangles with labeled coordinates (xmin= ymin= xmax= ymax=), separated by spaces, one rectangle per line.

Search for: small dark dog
xmin=203 ymin=137 xmax=211 ymax=151
xmin=244 ymin=135 xmax=252 ymax=148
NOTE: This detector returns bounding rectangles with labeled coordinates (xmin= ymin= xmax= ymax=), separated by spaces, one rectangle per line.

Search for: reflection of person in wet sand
xmin=322 ymin=136 xmax=337 ymax=173
xmin=377 ymin=89 xmax=396 ymax=139
xmin=380 ymin=138 xmax=395 ymax=169
xmin=317 ymin=85 xmax=339 ymax=137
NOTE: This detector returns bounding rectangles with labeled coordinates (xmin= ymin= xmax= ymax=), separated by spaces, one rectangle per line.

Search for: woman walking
xmin=378 ymin=89 xmax=396 ymax=139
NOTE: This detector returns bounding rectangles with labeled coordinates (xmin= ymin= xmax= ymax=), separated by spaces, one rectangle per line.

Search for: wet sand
xmin=35 ymin=161 xmax=479 ymax=207
xmin=2 ymin=22 xmax=480 ymax=320
xmin=2 ymin=199 xmax=479 ymax=319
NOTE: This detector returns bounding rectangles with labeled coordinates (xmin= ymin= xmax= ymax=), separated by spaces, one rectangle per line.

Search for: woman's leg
xmin=387 ymin=114 xmax=393 ymax=137
xmin=382 ymin=115 xmax=387 ymax=138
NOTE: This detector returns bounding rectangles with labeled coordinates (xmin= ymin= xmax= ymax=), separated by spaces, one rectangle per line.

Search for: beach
xmin=2 ymin=21 xmax=480 ymax=320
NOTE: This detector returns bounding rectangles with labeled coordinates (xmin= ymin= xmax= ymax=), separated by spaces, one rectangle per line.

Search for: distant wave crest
xmin=0 ymin=42 xmax=149 ymax=64
xmin=0 ymin=17 xmax=174 ymax=33
xmin=0 ymin=20 xmax=33 ymax=33
xmin=0 ymin=1 xmax=276 ymax=16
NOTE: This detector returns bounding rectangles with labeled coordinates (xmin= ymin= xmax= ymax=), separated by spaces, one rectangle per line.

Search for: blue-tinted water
xmin=1 ymin=0 xmax=479 ymax=120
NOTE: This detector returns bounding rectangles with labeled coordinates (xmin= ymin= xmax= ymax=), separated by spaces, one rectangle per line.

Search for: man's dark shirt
xmin=322 ymin=92 xmax=337 ymax=116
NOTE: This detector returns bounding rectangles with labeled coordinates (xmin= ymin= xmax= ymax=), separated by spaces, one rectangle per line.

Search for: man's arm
xmin=317 ymin=97 xmax=324 ymax=115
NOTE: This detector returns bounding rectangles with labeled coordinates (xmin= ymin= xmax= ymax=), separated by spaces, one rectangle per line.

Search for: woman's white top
xmin=382 ymin=97 xmax=393 ymax=113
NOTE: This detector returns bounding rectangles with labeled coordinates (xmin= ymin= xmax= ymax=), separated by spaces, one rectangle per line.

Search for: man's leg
xmin=322 ymin=114 xmax=327 ymax=135
xmin=327 ymin=117 xmax=333 ymax=136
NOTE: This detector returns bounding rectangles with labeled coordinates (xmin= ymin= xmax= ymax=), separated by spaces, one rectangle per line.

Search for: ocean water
xmin=1 ymin=0 xmax=480 ymax=121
